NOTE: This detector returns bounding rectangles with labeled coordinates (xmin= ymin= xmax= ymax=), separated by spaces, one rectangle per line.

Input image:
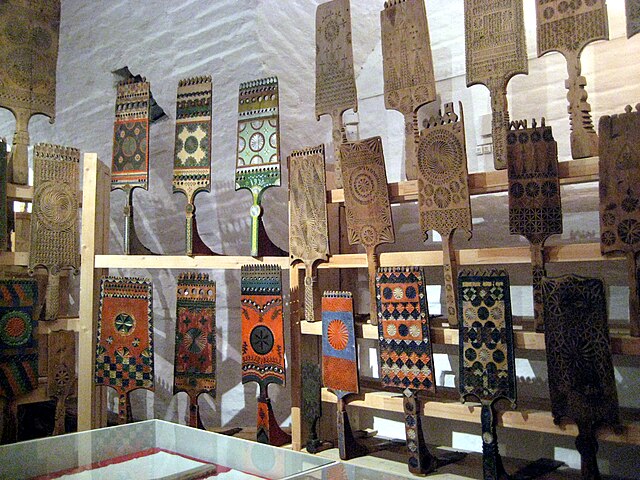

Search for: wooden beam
xmin=95 ymin=255 xmax=292 ymax=270
xmin=321 ymin=389 xmax=639 ymax=445
xmin=0 ymin=252 xmax=29 ymax=266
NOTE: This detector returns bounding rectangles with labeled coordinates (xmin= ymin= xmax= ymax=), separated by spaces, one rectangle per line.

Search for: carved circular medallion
xmin=327 ymin=319 xmax=349 ymax=351
xmin=417 ymin=129 xmax=463 ymax=185
xmin=183 ymin=327 xmax=208 ymax=354
xmin=33 ymin=181 xmax=76 ymax=232
xmin=0 ymin=311 xmax=32 ymax=347
xmin=250 ymin=325 xmax=274 ymax=355
xmin=114 ymin=313 xmax=135 ymax=336
xmin=618 ymin=219 xmax=640 ymax=245
xmin=351 ymin=170 xmax=376 ymax=204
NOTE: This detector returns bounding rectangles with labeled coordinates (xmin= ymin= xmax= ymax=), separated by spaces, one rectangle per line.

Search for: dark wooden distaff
xmin=316 ymin=0 xmax=358 ymax=188
xmin=289 ymin=145 xmax=329 ymax=323
xmin=599 ymin=104 xmax=640 ymax=337
xmin=381 ymin=0 xmax=436 ymax=180
xmin=48 ymin=330 xmax=76 ymax=436
xmin=507 ymin=119 xmax=562 ymax=332
xmin=542 ymin=275 xmax=621 ymax=480
xmin=417 ymin=102 xmax=472 ymax=326
xmin=536 ymin=0 xmax=609 ymax=159
xmin=464 ymin=0 xmax=528 ymax=170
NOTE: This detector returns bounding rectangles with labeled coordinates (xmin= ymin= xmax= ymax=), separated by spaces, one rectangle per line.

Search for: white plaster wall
xmin=1 ymin=0 xmax=639 ymax=475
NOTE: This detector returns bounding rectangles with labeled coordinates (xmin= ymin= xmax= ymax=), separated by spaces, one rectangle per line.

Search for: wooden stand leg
xmin=404 ymin=392 xmax=437 ymax=474
xmin=481 ymin=404 xmax=510 ymax=480
xmin=336 ymin=397 xmax=368 ymax=461
xmin=257 ymin=395 xmax=291 ymax=447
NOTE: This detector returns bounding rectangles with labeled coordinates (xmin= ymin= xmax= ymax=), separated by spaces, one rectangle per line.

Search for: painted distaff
xmin=95 ymin=276 xmax=154 ymax=425
xmin=288 ymin=145 xmax=329 ymax=323
xmin=241 ymin=264 xmax=290 ymax=446
xmin=235 ymin=77 xmax=285 ymax=257
xmin=173 ymin=273 xmax=216 ymax=429
xmin=464 ymin=0 xmax=528 ymax=170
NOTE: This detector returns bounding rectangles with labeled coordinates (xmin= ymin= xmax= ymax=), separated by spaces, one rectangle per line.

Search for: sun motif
xmin=327 ymin=319 xmax=349 ymax=351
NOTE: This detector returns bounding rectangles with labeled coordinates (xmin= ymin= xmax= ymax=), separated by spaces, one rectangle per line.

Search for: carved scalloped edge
xmin=101 ymin=275 xmax=151 ymax=286
xmin=118 ymin=77 xmax=147 ymax=86
xmin=240 ymin=264 xmax=282 ymax=294
xmin=178 ymin=75 xmax=212 ymax=87
xmin=423 ymin=102 xmax=461 ymax=129
xmin=383 ymin=0 xmax=408 ymax=9
xmin=323 ymin=290 xmax=353 ymax=299
xmin=376 ymin=266 xmax=422 ymax=275
xmin=458 ymin=268 xmax=508 ymax=279
xmin=34 ymin=143 xmax=80 ymax=163
xmin=601 ymin=104 xmax=640 ymax=125
xmin=508 ymin=117 xmax=547 ymax=131
xmin=239 ymin=76 xmax=278 ymax=93
xmin=289 ymin=144 xmax=325 ymax=158
xmin=177 ymin=272 xmax=210 ymax=282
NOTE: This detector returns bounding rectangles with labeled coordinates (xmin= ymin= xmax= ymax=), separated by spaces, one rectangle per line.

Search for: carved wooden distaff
xmin=464 ymin=0 xmax=528 ymax=170
xmin=288 ymin=145 xmax=329 ymax=323
xmin=174 ymin=273 xmax=216 ymax=429
xmin=316 ymin=0 xmax=358 ymax=188
xmin=235 ymin=77 xmax=285 ymax=257
xmin=417 ymin=102 xmax=472 ymax=326
xmin=536 ymin=0 xmax=609 ymax=159
xmin=340 ymin=137 xmax=395 ymax=325
xmin=111 ymin=79 xmax=157 ymax=255
xmin=599 ymin=104 xmax=640 ymax=337
xmin=48 ymin=330 xmax=75 ymax=436
xmin=0 ymin=140 xmax=7 ymax=252
xmin=542 ymin=275 xmax=620 ymax=480
xmin=322 ymin=291 xmax=367 ymax=460
xmin=458 ymin=271 xmax=517 ymax=480
xmin=30 ymin=144 xmax=80 ymax=321
xmin=381 ymin=0 xmax=436 ymax=180
xmin=507 ymin=119 xmax=562 ymax=332
xmin=240 ymin=265 xmax=290 ymax=446
xmin=173 ymin=76 xmax=218 ymax=256
xmin=0 ymin=0 xmax=59 ymax=185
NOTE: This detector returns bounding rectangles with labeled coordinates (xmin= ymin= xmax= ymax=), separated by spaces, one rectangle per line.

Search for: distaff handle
xmin=9 ymin=108 xmax=30 ymax=185
xmin=404 ymin=111 xmax=420 ymax=180
xmin=530 ymin=242 xmax=546 ymax=332
xmin=45 ymin=271 xmax=60 ymax=321
xmin=366 ymin=248 xmax=380 ymax=325
xmin=488 ymin=78 xmax=510 ymax=170
xmin=565 ymin=52 xmax=599 ymax=159
xmin=442 ymin=233 xmax=459 ymax=326
xmin=304 ymin=265 xmax=320 ymax=323
xmin=627 ymin=252 xmax=640 ymax=337
xmin=480 ymin=403 xmax=509 ymax=480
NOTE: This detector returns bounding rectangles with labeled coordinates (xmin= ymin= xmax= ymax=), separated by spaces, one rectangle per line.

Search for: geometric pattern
xmin=241 ymin=265 xmax=285 ymax=390
xmin=0 ymin=278 xmax=38 ymax=399
xmin=173 ymin=76 xmax=212 ymax=202
xmin=173 ymin=273 xmax=216 ymax=402
xmin=376 ymin=267 xmax=434 ymax=392
xmin=542 ymin=275 xmax=620 ymax=428
xmin=111 ymin=80 xmax=150 ymax=190
xmin=458 ymin=270 xmax=516 ymax=406
xmin=95 ymin=276 xmax=154 ymax=423
xmin=322 ymin=291 xmax=359 ymax=395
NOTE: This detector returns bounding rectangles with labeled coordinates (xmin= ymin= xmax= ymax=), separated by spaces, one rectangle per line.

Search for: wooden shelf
xmin=321 ymin=389 xmax=639 ymax=446
xmin=0 ymin=252 xmax=29 ymax=267
xmin=7 ymin=183 xmax=34 ymax=202
xmin=301 ymin=321 xmax=640 ymax=356
xmin=94 ymin=255 xmax=291 ymax=270
xmin=327 ymin=157 xmax=599 ymax=204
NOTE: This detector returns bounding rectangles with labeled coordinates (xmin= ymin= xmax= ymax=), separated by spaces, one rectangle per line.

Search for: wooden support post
xmin=78 ymin=154 xmax=110 ymax=430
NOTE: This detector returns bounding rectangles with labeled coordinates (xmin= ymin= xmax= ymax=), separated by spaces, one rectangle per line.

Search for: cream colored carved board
xmin=536 ymin=0 xmax=609 ymax=159
xmin=111 ymin=79 xmax=156 ymax=255
xmin=288 ymin=145 xmax=329 ymax=323
xmin=316 ymin=0 xmax=358 ymax=188
xmin=173 ymin=76 xmax=218 ymax=256
xmin=48 ymin=330 xmax=75 ymax=436
xmin=628 ymin=0 xmax=640 ymax=38
xmin=0 ymin=0 xmax=60 ymax=185
xmin=381 ymin=0 xmax=436 ymax=181
xmin=507 ymin=119 xmax=562 ymax=332
xmin=464 ymin=0 xmax=528 ymax=170
xmin=340 ymin=137 xmax=395 ymax=325
xmin=417 ymin=103 xmax=471 ymax=326
xmin=29 ymin=144 xmax=80 ymax=321
xmin=599 ymin=105 xmax=640 ymax=337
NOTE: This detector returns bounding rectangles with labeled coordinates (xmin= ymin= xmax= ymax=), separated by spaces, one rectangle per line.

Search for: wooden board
xmin=381 ymin=0 xmax=436 ymax=180
xmin=536 ymin=0 xmax=608 ymax=159
xmin=599 ymin=104 xmax=640 ymax=337
xmin=542 ymin=274 xmax=620 ymax=478
xmin=322 ymin=291 xmax=359 ymax=395
xmin=111 ymin=80 xmax=150 ymax=191
xmin=508 ymin=119 xmax=562 ymax=331
xmin=174 ymin=273 xmax=216 ymax=428
xmin=47 ymin=330 xmax=75 ymax=435
xmin=95 ymin=276 xmax=154 ymax=425
xmin=629 ymin=0 xmax=640 ymax=38
xmin=235 ymin=77 xmax=281 ymax=256
xmin=376 ymin=267 xmax=434 ymax=393
xmin=0 ymin=139 xmax=6 ymax=251
xmin=289 ymin=145 xmax=329 ymax=323
xmin=240 ymin=265 xmax=285 ymax=390
xmin=417 ymin=102 xmax=471 ymax=325
xmin=340 ymin=137 xmax=395 ymax=324
xmin=464 ymin=0 xmax=528 ymax=170
xmin=0 ymin=0 xmax=59 ymax=185
xmin=30 ymin=144 xmax=80 ymax=321
xmin=0 ymin=278 xmax=39 ymax=398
